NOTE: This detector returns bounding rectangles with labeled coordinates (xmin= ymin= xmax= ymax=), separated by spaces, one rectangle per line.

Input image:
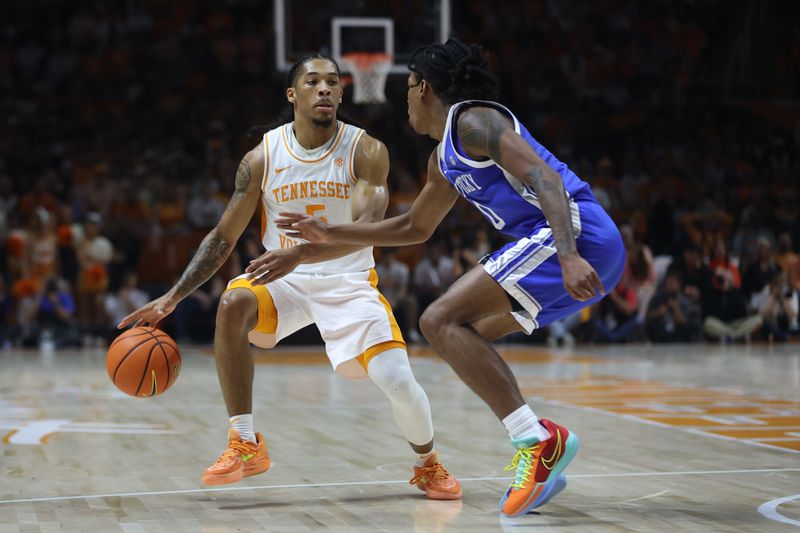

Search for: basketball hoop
xmin=341 ymin=53 xmax=392 ymax=104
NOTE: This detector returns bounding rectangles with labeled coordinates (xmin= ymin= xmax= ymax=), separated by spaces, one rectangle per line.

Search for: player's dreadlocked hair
xmin=248 ymin=53 xmax=366 ymax=136
xmin=408 ymin=38 xmax=499 ymax=104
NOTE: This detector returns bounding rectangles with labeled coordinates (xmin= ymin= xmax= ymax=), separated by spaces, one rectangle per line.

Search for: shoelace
xmin=504 ymin=445 xmax=541 ymax=490
xmin=215 ymin=439 xmax=253 ymax=464
xmin=409 ymin=463 xmax=452 ymax=485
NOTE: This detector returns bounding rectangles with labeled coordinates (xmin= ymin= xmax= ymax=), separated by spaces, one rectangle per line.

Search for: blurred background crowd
xmin=1 ymin=0 xmax=799 ymax=349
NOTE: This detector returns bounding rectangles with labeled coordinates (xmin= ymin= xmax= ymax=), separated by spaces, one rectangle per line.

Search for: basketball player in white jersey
xmin=119 ymin=54 xmax=460 ymax=500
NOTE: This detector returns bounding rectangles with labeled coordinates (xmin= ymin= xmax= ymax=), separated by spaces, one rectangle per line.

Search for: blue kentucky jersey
xmin=438 ymin=100 xmax=593 ymax=239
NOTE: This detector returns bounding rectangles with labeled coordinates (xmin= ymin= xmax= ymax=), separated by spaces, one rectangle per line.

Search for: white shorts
xmin=225 ymin=269 xmax=405 ymax=379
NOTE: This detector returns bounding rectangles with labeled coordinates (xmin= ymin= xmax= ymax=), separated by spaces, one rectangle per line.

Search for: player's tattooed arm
xmin=457 ymin=107 xmax=509 ymax=164
xmin=172 ymin=151 xmax=263 ymax=299
xmin=118 ymin=147 xmax=264 ymax=327
xmin=457 ymin=107 xmax=577 ymax=257
xmin=521 ymin=166 xmax=577 ymax=256
xmin=457 ymin=106 xmax=603 ymax=300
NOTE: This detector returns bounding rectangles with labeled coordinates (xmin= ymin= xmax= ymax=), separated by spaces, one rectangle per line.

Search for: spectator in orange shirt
xmin=76 ymin=213 xmax=114 ymax=343
xmin=27 ymin=207 xmax=58 ymax=289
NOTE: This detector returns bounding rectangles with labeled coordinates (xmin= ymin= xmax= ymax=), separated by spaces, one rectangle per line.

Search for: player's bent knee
xmin=372 ymin=366 xmax=419 ymax=405
xmin=386 ymin=372 xmax=417 ymax=400
xmin=419 ymin=303 xmax=450 ymax=339
xmin=367 ymin=348 xmax=419 ymax=400
xmin=216 ymin=289 xmax=258 ymax=333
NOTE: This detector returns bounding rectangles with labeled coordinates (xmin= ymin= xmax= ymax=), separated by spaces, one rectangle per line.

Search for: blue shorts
xmin=481 ymin=200 xmax=625 ymax=333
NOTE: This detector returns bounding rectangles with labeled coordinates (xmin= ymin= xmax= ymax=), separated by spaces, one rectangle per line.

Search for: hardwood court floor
xmin=1 ymin=341 xmax=799 ymax=532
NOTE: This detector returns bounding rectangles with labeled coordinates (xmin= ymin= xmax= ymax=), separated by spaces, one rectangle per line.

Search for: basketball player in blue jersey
xmin=277 ymin=38 xmax=626 ymax=516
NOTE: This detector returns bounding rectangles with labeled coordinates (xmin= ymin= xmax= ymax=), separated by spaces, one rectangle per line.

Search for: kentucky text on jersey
xmin=271 ymin=180 xmax=351 ymax=204
xmin=439 ymin=100 xmax=589 ymax=239
xmin=454 ymin=173 xmax=481 ymax=196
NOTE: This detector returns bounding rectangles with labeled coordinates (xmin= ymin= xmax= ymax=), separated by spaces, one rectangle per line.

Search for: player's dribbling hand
xmin=245 ymin=247 xmax=302 ymax=285
xmin=275 ymin=212 xmax=329 ymax=243
xmin=560 ymin=253 xmax=605 ymax=302
xmin=118 ymin=294 xmax=178 ymax=329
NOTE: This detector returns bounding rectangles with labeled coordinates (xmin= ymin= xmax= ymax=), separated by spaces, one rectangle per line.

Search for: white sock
xmin=415 ymin=449 xmax=436 ymax=467
xmin=502 ymin=405 xmax=550 ymax=443
xmin=229 ymin=414 xmax=256 ymax=443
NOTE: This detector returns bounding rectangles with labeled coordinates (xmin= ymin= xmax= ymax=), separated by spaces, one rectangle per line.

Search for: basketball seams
xmin=154 ymin=335 xmax=179 ymax=351
xmin=158 ymin=341 xmax=170 ymax=393
xmin=144 ymin=329 xmax=179 ymax=396
xmin=156 ymin=337 xmax=180 ymax=368
xmin=109 ymin=327 xmax=155 ymax=349
xmin=109 ymin=327 xmax=180 ymax=397
xmin=112 ymin=336 xmax=160 ymax=383
xmin=144 ymin=328 xmax=170 ymax=396
xmin=134 ymin=342 xmax=159 ymax=396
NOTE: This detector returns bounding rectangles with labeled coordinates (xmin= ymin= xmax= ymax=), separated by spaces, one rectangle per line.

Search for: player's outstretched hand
xmin=560 ymin=253 xmax=605 ymax=302
xmin=118 ymin=294 xmax=178 ymax=329
xmin=275 ymin=212 xmax=329 ymax=243
xmin=245 ymin=248 xmax=302 ymax=285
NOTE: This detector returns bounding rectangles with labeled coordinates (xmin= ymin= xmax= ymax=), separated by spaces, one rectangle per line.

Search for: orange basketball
xmin=107 ymin=327 xmax=181 ymax=397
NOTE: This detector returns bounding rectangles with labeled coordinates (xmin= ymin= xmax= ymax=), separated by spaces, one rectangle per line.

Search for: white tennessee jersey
xmin=258 ymin=121 xmax=373 ymax=274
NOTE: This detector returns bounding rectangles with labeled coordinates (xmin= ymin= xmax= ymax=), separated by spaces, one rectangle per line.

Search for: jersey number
xmin=471 ymin=201 xmax=506 ymax=230
xmin=306 ymin=204 xmax=328 ymax=223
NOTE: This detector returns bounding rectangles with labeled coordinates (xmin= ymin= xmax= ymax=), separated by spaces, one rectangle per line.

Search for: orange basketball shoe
xmin=201 ymin=429 xmax=270 ymax=486
xmin=500 ymin=419 xmax=579 ymax=517
xmin=409 ymin=453 xmax=462 ymax=500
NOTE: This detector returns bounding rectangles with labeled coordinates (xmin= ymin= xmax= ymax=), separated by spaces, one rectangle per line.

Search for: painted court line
xmin=758 ymin=493 xmax=800 ymax=528
xmin=539 ymin=398 xmax=800 ymax=454
xmin=1 ymin=467 xmax=799 ymax=505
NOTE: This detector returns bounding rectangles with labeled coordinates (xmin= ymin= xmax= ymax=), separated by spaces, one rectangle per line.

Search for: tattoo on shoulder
xmin=235 ymin=159 xmax=251 ymax=192
xmin=458 ymin=109 xmax=508 ymax=163
xmin=224 ymin=158 xmax=252 ymax=214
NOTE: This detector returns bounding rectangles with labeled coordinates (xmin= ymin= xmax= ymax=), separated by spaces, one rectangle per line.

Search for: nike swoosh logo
xmin=241 ymin=453 xmax=255 ymax=462
xmin=275 ymin=166 xmax=291 ymax=174
xmin=540 ymin=429 xmax=563 ymax=470
xmin=149 ymin=370 xmax=157 ymax=397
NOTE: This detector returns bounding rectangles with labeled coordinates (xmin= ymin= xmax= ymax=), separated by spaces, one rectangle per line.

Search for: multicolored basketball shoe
xmin=201 ymin=429 xmax=271 ymax=486
xmin=500 ymin=419 xmax=579 ymax=516
xmin=526 ymin=474 xmax=567 ymax=509
xmin=409 ymin=452 xmax=462 ymax=500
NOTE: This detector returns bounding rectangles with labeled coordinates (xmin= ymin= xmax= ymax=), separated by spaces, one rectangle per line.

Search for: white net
xmin=341 ymin=53 xmax=392 ymax=104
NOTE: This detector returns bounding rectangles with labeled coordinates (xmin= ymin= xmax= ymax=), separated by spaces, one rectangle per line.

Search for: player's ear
xmin=419 ymin=80 xmax=430 ymax=98
xmin=286 ymin=87 xmax=296 ymax=105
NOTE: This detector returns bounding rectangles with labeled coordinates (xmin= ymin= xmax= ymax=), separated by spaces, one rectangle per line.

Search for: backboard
xmin=274 ymin=0 xmax=450 ymax=75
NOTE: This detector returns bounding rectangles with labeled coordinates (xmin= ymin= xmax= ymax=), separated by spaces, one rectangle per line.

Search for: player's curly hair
xmin=408 ymin=38 xmax=499 ymax=104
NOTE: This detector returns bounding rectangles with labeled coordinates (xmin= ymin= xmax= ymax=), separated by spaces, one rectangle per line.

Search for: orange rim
xmin=342 ymin=53 xmax=392 ymax=70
